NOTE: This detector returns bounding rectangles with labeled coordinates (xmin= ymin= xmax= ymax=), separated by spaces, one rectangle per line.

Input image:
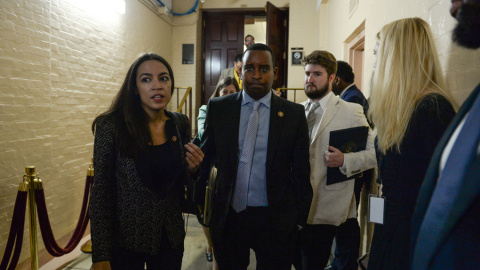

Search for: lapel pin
xmin=172 ymin=136 xmax=177 ymax=142
xmin=278 ymin=111 xmax=284 ymax=117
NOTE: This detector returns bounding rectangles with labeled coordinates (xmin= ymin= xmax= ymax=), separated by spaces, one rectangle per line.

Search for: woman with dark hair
xmin=90 ymin=53 xmax=203 ymax=270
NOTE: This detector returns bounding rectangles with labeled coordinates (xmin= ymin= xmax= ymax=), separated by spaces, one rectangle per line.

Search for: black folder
xmin=326 ymin=126 xmax=369 ymax=185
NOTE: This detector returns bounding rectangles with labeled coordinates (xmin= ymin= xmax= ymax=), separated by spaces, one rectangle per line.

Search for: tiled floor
xmin=52 ymin=216 xmax=259 ymax=270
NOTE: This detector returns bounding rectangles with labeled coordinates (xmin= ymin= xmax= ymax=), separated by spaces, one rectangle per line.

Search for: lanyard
xmin=376 ymin=154 xmax=384 ymax=197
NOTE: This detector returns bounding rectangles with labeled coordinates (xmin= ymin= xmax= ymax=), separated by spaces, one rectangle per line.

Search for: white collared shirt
xmin=339 ymin=83 xmax=355 ymax=98
xmin=305 ymin=91 xmax=349 ymax=172
xmin=440 ymin=112 xmax=480 ymax=174
xmin=305 ymin=91 xmax=333 ymax=138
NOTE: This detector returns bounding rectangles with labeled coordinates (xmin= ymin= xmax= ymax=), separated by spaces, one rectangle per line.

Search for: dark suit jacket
xmin=340 ymin=84 xmax=371 ymax=196
xmin=411 ymin=83 xmax=480 ymax=269
xmin=340 ymin=84 xmax=369 ymax=117
xmin=197 ymin=90 xmax=312 ymax=242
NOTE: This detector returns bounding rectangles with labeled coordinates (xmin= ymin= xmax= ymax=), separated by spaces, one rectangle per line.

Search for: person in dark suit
xmin=411 ymin=1 xmax=480 ymax=269
xmin=326 ymin=61 xmax=370 ymax=270
xmin=332 ymin=61 xmax=369 ymax=117
xmin=197 ymin=43 xmax=313 ymax=269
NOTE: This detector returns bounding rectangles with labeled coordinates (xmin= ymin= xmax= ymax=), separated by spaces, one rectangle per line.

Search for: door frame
xmin=201 ymin=7 xmax=289 ymax=105
xmin=201 ymin=9 xmax=265 ymax=105
xmin=344 ymin=20 xmax=365 ymax=90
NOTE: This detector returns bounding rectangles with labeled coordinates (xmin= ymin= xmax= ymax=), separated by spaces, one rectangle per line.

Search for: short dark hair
xmin=303 ymin=50 xmax=337 ymax=76
xmin=234 ymin=53 xmax=243 ymax=63
xmin=245 ymin=35 xmax=255 ymax=41
xmin=336 ymin=61 xmax=355 ymax=83
xmin=244 ymin=43 xmax=275 ymax=67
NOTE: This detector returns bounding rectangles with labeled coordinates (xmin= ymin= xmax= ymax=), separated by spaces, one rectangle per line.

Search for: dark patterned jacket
xmin=89 ymin=111 xmax=191 ymax=262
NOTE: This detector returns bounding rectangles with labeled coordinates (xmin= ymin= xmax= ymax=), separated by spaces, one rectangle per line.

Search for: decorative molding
xmin=349 ymin=0 xmax=358 ymax=18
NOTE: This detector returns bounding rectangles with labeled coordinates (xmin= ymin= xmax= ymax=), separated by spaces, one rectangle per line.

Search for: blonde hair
xmin=369 ymin=17 xmax=456 ymax=154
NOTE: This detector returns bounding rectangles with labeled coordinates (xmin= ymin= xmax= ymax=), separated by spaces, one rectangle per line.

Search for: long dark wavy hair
xmin=92 ymin=53 xmax=175 ymax=157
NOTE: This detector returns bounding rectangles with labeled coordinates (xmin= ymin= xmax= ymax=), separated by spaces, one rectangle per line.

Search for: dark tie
xmin=232 ymin=101 xmax=260 ymax=213
xmin=413 ymin=93 xmax=480 ymax=269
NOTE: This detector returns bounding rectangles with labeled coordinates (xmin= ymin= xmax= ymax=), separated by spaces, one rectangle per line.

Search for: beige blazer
xmin=218 ymin=67 xmax=235 ymax=84
xmin=302 ymin=94 xmax=376 ymax=226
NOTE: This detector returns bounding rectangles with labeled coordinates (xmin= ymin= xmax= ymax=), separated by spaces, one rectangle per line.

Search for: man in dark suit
xmin=411 ymin=0 xmax=480 ymax=269
xmin=197 ymin=43 xmax=313 ymax=269
xmin=332 ymin=61 xmax=369 ymax=116
xmin=326 ymin=61 xmax=370 ymax=270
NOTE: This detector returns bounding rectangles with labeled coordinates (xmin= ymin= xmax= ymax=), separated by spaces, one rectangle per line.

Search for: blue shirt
xmin=237 ymin=90 xmax=271 ymax=207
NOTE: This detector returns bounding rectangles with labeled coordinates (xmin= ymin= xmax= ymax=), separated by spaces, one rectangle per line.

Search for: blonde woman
xmin=367 ymin=18 xmax=456 ymax=270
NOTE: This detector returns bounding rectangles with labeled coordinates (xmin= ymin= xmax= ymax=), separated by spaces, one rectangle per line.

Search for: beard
xmin=305 ymin=82 xmax=330 ymax=100
xmin=453 ymin=3 xmax=480 ymax=49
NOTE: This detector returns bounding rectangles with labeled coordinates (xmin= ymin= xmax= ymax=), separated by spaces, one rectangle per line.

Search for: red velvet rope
xmin=0 ymin=190 xmax=27 ymax=270
xmin=35 ymin=175 xmax=93 ymax=256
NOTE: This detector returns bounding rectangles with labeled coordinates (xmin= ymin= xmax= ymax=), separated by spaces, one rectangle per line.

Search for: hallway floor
xmin=54 ymin=216 xmax=260 ymax=270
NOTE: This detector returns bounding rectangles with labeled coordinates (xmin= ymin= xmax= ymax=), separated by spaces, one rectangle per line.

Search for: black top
xmin=378 ymin=94 xmax=456 ymax=217
xmin=368 ymin=94 xmax=456 ymax=270
xmin=135 ymin=120 xmax=180 ymax=197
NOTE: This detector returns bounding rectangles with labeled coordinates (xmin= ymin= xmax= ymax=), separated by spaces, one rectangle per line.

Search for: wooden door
xmin=266 ymin=2 xmax=288 ymax=89
xmin=203 ymin=13 xmax=244 ymax=104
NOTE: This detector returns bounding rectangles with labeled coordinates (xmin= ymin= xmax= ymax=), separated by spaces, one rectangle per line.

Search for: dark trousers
xmin=330 ymin=218 xmax=361 ymax=270
xmin=213 ymin=206 xmax=296 ymax=270
xmin=110 ymin=232 xmax=183 ymax=270
xmin=301 ymin=224 xmax=338 ymax=270
xmin=330 ymin=170 xmax=372 ymax=270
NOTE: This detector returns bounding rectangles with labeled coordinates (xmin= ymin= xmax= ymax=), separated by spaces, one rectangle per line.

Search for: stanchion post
xmin=88 ymin=157 xmax=94 ymax=177
xmin=25 ymin=166 xmax=39 ymax=270
xmin=81 ymin=158 xmax=94 ymax=253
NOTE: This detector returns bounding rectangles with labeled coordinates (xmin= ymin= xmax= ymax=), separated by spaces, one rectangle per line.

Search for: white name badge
xmin=368 ymin=195 xmax=385 ymax=224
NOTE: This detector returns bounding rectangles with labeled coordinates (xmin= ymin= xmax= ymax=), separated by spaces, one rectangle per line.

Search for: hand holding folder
xmin=326 ymin=126 xmax=369 ymax=185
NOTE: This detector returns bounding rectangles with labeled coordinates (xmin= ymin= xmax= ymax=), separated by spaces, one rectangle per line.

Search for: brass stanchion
xmin=81 ymin=158 xmax=94 ymax=253
xmin=87 ymin=158 xmax=94 ymax=177
xmin=25 ymin=166 xmax=39 ymax=270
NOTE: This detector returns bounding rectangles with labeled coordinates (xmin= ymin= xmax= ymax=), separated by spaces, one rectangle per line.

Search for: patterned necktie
xmin=307 ymin=102 xmax=321 ymax=139
xmin=232 ymin=101 xmax=260 ymax=213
